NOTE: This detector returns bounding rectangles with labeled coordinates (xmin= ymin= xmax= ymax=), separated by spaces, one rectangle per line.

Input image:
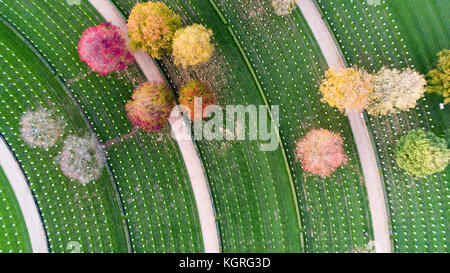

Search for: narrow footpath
xmin=0 ymin=136 xmax=48 ymax=253
xmin=87 ymin=0 xmax=220 ymax=253
xmin=296 ymin=0 xmax=392 ymax=253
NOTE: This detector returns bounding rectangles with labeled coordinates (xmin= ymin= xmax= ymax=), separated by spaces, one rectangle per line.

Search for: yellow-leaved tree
xmin=127 ymin=2 xmax=181 ymax=59
xmin=319 ymin=67 xmax=373 ymax=112
xmin=427 ymin=49 xmax=450 ymax=104
xmin=172 ymin=24 xmax=214 ymax=67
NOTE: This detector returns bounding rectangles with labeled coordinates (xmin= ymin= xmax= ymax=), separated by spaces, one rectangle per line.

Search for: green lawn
xmin=0 ymin=165 xmax=32 ymax=252
xmin=112 ymin=0 xmax=304 ymax=252
xmin=0 ymin=18 xmax=129 ymax=252
xmin=1 ymin=0 xmax=446 ymax=253
xmin=317 ymin=0 xmax=449 ymax=252
xmin=111 ymin=0 xmax=376 ymax=253
xmin=209 ymin=0 xmax=373 ymax=253
xmin=0 ymin=0 xmax=203 ymax=252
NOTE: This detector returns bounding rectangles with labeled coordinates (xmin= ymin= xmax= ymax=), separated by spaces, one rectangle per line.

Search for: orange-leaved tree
xmin=125 ymin=82 xmax=175 ymax=131
xmin=179 ymin=80 xmax=216 ymax=121
xmin=296 ymin=129 xmax=348 ymax=177
xmin=172 ymin=24 xmax=214 ymax=67
xmin=319 ymin=67 xmax=373 ymax=112
xmin=127 ymin=2 xmax=181 ymax=59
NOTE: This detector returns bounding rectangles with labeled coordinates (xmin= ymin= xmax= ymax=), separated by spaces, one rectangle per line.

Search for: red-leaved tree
xmin=78 ymin=22 xmax=134 ymax=75
xmin=296 ymin=129 xmax=348 ymax=177
xmin=125 ymin=82 xmax=175 ymax=131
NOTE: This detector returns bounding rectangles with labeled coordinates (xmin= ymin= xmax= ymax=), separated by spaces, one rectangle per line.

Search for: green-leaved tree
xmin=395 ymin=130 xmax=449 ymax=177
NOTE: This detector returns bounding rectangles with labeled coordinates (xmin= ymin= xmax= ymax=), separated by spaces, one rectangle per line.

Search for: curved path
xmin=87 ymin=0 xmax=220 ymax=253
xmin=0 ymin=137 xmax=48 ymax=253
xmin=296 ymin=0 xmax=392 ymax=253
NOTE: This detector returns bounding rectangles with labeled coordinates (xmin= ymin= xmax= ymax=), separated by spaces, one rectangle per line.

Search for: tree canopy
xmin=20 ymin=108 xmax=66 ymax=150
xmin=395 ymin=130 xmax=449 ymax=177
xmin=367 ymin=67 xmax=426 ymax=116
xmin=127 ymin=2 xmax=181 ymax=59
xmin=172 ymin=24 xmax=214 ymax=67
xmin=78 ymin=23 xmax=133 ymax=75
xmin=179 ymin=80 xmax=216 ymax=121
xmin=296 ymin=129 xmax=348 ymax=177
xmin=427 ymin=49 xmax=450 ymax=104
xmin=59 ymin=135 xmax=106 ymax=185
xmin=319 ymin=67 xmax=373 ymax=112
xmin=125 ymin=82 xmax=175 ymax=131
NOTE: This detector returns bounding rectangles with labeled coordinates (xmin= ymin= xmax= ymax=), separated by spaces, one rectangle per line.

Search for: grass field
xmin=0 ymin=18 xmax=129 ymax=252
xmin=112 ymin=0 xmax=305 ymax=252
xmin=0 ymin=165 xmax=32 ymax=252
xmin=1 ymin=0 xmax=447 ymax=253
xmin=317 ymin=0 xmax=449 ymax=252
xmin=0 ymin=0 xmax=203 ymax=252
xmin=111 ymin=0 xmax=376 ymax=252
xmin=209 ymin=0 xmax=373 ymax=253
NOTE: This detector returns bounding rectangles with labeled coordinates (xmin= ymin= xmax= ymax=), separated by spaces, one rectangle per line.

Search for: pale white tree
xmin=59 ymin=135 xmax=106 ymax=185
xmin=367 ymin=67 xmax=426 ymax=116
xmin=20 ymin=108 xmax=66 ymax=149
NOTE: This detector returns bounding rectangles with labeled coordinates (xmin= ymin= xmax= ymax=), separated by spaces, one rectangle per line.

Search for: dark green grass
xmin=387 ymin=0 xmax=449 ymax=137
xmin=0 ymin=20 xmax=129 ymax=252
xmin=111 ymin=0 xmax=304 ymax=252
xmin=0 ymin=166 xmax=32 ymax=252
xmin=317 ymin=0 xmax=449 ymax=252
xmin=0 ymin=0 xmax=203 ymax=252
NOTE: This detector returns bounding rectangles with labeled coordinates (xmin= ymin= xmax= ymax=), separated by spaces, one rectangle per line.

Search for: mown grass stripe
xmin=208 ymin=0 xmax=305 ymax=251
xmin=0 ymin=13 xmax=131 ymax=252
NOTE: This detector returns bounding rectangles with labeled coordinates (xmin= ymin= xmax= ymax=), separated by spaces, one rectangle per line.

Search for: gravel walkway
xmin=0 ymin=137 xmax=48 ymax=253
xmin=296 ymin=0 xmax=392 ymax=253
xmin=87 ymin=0 xmax=220 ymax=253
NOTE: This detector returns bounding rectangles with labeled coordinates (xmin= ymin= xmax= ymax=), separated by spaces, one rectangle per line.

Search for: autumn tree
xmin=78 ymin=23 xmax=133 ymax=75
xmin=296 ymin=129 xmax=348 ymax=177
xmin=319 ymin=67 xmax=373 ymax=111
xmin=366 ymin=67 xmax=426 ymax=116
xmin=125 ymin=82 xmax=175 ymax=131
xmin=172 ymin=24 xmax=214 ymax=67
xmin=20 ymin=108 xmax=66 ymax=150
xmin=59 ymin=135 xmax=106 ymax=185
xmin=127 ymin=2 xmax=181 ymax=59
xmin=271 ymin=0 xmax=295 ymax=16
xmin=395 ymin=130 xmax=449 ymax=177
xmin=427 ymin=49 xmax=450 ymax=104
xmin=179 ymin=80 xmax=216 ymax=121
